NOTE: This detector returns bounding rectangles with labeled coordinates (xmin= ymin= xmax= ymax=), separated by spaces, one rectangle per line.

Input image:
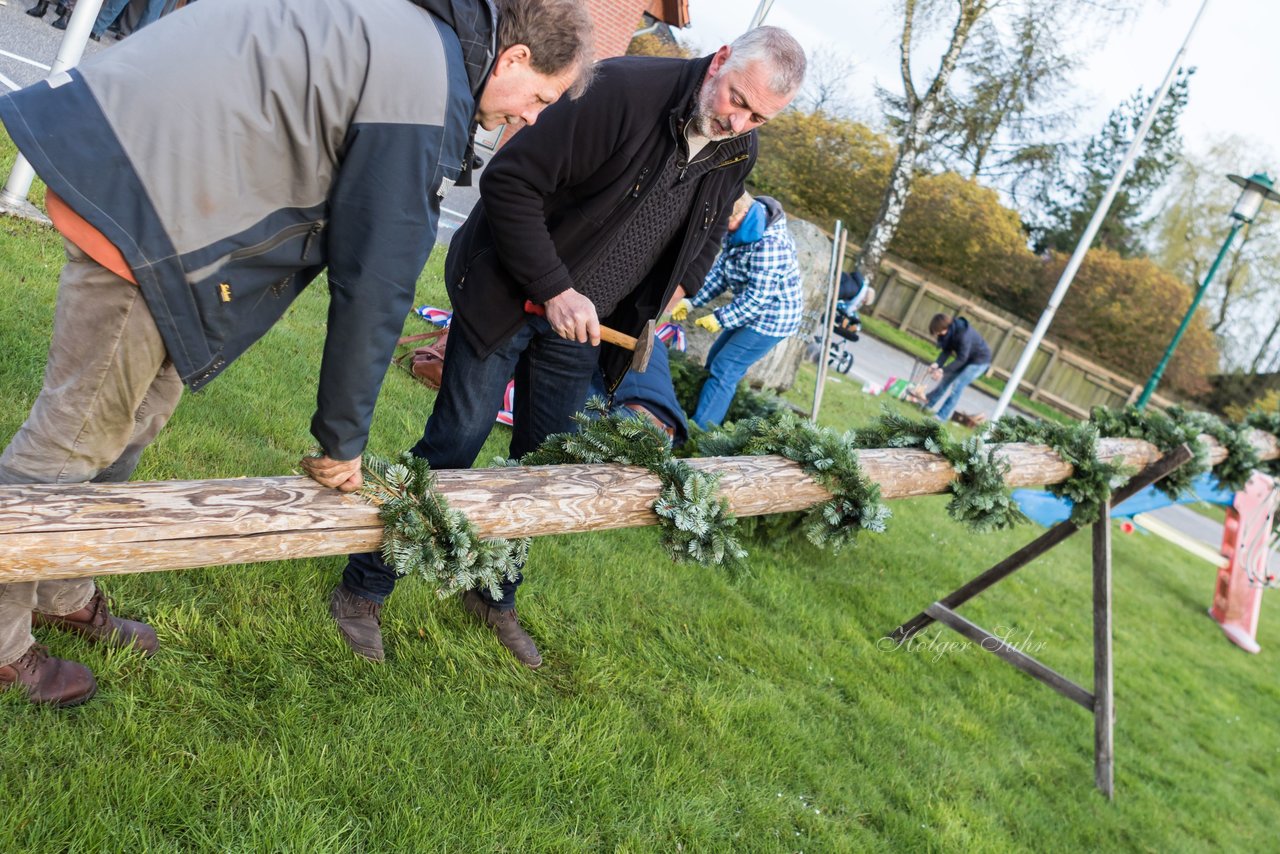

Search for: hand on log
xmin=300 ymin=454 xmax=362 ymax=493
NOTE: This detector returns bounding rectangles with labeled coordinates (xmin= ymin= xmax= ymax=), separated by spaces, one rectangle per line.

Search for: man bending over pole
xmin=0 ymin=0 xmax=594 ymax=707
xmin=334 ymin=26 xmax=806 ymax=668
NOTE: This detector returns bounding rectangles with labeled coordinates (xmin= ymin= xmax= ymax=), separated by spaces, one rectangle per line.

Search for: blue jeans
xmin=925 ymin=362 xmax=989 ymax=421
xmin=342 ymin=316 xmax=598 ymax=609
xmin=692 ymin=327 xmax=784 ymax=429
xmin=93 ymin=0 xmax=165 ymax=36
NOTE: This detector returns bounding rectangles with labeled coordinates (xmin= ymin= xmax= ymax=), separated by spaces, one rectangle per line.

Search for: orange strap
xmin=45 ymin=189 xmax=137 ymax=284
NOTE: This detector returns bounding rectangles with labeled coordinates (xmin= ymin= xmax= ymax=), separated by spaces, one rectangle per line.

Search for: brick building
xmin=583 ymin=0 xmax=690 ymax=60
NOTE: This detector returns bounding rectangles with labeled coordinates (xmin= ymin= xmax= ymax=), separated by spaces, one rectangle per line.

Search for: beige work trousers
xmin=0 ymin=239 xmax=182 ymax=666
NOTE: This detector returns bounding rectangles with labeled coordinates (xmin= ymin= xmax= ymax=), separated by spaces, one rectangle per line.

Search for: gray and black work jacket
xmin=0 ymin=0 xmax=492 ymax=461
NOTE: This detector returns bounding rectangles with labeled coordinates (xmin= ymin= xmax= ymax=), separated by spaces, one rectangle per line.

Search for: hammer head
xmin=630 ymin=319 xmax=657 ymax=372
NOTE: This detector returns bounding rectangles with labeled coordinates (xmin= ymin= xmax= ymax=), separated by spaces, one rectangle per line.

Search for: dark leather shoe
xmin=460 ymin=590 xmax=542 ymax=668
xmin=34 ymin=587 xmax=158 ymax=657
xmin=0 ymin=643 xmax=97 ymax=707
xmin=26 ymin=1 xmax=52 ymax=18
xmin=329 ymin=584 xmax=384 ymax=661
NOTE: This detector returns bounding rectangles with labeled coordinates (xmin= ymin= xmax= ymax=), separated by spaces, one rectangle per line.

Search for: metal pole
xmin=0 ymin=0 xmax=106 ymax=221
xmin=1135 ymin=219 xmax=1242 ymax=408
xmin=1093 ymin=505 xmax=1115 ymax=800
xmin=990 ymin=0 xmax=1210 ymax=422
xmin=810 ymin=222 xmax=845 ymax=424
xmin=748 ymin=0 xmax=776 ymax=29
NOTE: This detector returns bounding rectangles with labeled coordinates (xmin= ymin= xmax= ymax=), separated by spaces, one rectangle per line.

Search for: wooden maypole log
xmin=1 ymin=431 xmax=1276 ymax=583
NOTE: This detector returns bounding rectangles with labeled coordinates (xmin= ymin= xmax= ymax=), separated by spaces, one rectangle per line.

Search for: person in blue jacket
xmin=924 ymin=313 xmax=992 ymax=421
xmin=587 ymin=336 xmax=690 ymax=447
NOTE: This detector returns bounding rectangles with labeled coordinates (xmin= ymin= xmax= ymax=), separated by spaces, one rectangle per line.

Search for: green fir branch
xmin=524 ymin=398 xmax=746 ymax=567
xmin=1090 ymin=405 xmax=1210 ymax=499
xmin=1245 ymin=410 xmax=1280 ymax=480
xmin=856 ymin=411 xmax=1024 ymax=532
xmin=1168 ymin=406 xmax=1260 ymax=492
xmin=360 ymin=453 xmax=528 ymax=600
xmin=699 ymin=412 xmax=889 ymax=550
xmin=988 ymin=415 xmax=1131 ymax=525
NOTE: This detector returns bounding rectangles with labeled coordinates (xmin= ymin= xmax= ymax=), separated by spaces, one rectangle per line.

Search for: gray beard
xmin=691 ymin=82 xmax=738 ymax=141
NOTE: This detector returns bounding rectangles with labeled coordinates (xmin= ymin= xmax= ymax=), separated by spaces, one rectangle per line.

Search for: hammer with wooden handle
xmin=524 ymin=300 xmax=656 ymax=373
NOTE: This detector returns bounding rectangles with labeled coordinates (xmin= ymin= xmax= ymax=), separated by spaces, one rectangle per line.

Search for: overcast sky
xmin=678 ymin=0 xmax=1280 ymax=180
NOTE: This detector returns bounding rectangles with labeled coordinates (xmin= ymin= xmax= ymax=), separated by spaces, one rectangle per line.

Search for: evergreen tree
xmin=1032 ymin=68 xmax=1193 ymax=257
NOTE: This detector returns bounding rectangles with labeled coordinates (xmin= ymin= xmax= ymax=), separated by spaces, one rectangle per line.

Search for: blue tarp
xmin=1013 ymin=473 xmax=1235 ymax=527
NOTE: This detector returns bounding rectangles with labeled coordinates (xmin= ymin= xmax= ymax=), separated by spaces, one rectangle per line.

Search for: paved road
xmin=0 ymin=1 xmax=107 ymax=93
xmin=437 ymin=170 xmax=479 ymax=248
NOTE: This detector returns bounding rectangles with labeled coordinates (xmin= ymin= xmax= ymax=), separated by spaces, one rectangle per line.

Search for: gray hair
xmin=723 ymin=26 xmax=806 ymax=97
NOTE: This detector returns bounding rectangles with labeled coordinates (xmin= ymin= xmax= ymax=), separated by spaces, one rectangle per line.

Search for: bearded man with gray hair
xmin=335 ymin=26 xmax=807 ymax=668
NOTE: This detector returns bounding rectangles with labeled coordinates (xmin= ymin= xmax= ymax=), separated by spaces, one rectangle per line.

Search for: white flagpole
xmin=990 ymin=0 xmax=1211 ymax=422
xmin=748 ymin=0 xmax=776 ymax=30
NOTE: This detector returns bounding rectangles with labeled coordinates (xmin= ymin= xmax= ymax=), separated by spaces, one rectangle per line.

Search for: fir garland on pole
xmin=360 ymin=453 xmax=529 ymax=599
xmin=1089 ymin=405 xmax=1210 ymax=499
xmin=353 ymin=396 xmax=1280 ymax=595
xmin=1168 ymin=406 xmax=1260 ymax=492
xmin=986 ymin=415 xmax=1130 ymax=525
xmin=521 ymin=399 xmax=748 ymax=567
xmin=1245 ymin=410 xmax=1280 ymax=480
xmin=856 ymin=412 xmax=1025 ymax=532
xmin=697 ymin=411 xmax=890 ymax=550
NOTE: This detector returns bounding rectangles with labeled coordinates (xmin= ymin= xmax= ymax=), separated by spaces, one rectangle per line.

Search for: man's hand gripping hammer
xmin=524 ymin=300 xmax=656 ymax=372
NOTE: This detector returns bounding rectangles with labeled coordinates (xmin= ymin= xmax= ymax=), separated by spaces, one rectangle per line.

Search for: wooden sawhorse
xmin=889 ymin=445 xmax=1194 ymax=799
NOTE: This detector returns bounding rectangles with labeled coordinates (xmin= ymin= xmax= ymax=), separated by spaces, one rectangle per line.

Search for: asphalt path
xmin=436 ymin=167 xmax=479 ymax=249
xmin=0 ymin=1 xmax=107 ymax=93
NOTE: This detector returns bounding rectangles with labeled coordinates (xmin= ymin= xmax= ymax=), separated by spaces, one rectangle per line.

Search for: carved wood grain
xmin=0 ymin=431 xmax=1271 ymax=582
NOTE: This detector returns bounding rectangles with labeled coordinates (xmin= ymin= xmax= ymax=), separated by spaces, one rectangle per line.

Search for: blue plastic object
xmin=1013 ymin=472 xmax=1234 ymax=527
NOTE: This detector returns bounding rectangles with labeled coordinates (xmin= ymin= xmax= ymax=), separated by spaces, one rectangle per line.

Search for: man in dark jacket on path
xmin=334 ymin=26 xmax=807 ymax=668
xmin=0 ymin=0 xmax=593 ymax=708
xmin=925 ymin=313 xmax=993 ymax=422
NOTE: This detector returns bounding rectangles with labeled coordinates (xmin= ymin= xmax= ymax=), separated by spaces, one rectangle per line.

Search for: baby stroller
xmin=819 ymin=272 xmax=874 ymax=374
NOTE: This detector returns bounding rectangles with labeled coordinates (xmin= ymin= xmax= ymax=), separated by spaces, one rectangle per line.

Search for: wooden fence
xmin=860 ymin=253 xmax=1176 ymax=417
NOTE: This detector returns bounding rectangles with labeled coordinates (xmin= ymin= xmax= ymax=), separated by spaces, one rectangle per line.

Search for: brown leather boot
xmin=329 ymin=584 xmax=385 ymax=661
xmin=34 ymin=587 xmax=158 ymax=657
xmin=0 ymin=643 xmax=97 ymax=707
xmin=460 ymin=590 xmax=542 ymax=669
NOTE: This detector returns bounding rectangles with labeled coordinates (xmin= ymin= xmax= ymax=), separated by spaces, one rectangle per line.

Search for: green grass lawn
xmin=3 ymin=142 xmax=1279 ymax=852
xmin=1187 ymin=501 xmax=1229 ymax=526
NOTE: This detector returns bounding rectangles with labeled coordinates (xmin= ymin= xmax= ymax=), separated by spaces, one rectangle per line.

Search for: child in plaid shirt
xmin=672 ymin=193 xmax=803 ymax=428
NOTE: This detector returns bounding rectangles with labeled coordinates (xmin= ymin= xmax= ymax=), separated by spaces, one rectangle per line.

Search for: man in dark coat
xmin=925 ymin=313 xmax=992 ymax=421
xmin=334 ymin=26 xmax=807 ymax=667
xmin=0 ymin=0 xmax=593 ymax=708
